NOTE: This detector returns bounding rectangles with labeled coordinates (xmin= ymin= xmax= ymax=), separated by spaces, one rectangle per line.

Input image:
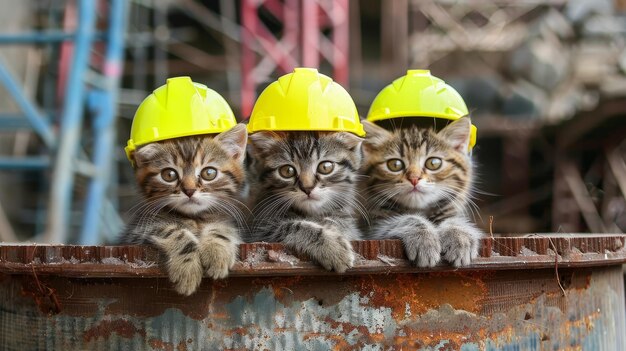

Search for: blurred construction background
xmin=0 ymin=0 xmax=624 ymax=244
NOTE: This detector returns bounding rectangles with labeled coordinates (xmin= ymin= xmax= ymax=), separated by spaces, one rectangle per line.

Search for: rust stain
xmin=570 ymin=269 xmax=593 ymax=290
xmin=83 ymin=319 xmax=146 ymax=342
xmin=149 ymin=338 xmax=173 ymax=351
xmin=320 ymin=318 xmax=390 ymax=350
xmin=559 ymin=312 xmax=599 ymax=336
xmin=221 ymin=326 xmax=249 ymax=337
xmin=389 ymin=326 xmax=470 ymax=349
xmin=20 ymin=275 xmax=62 ymax=315
xmin=255 ymin=276 xmax=304 ymax=301
xmin=392 ymin=323 xmax=524 ymax=349
xmin=360 ymin=273 xmax=487 ymax=318
xmin=323 ymin=317 xmax=363 ymax=335
xmin=303 ymin=331 xmax=354 ymax=350
xmin=147 ymin=338 xmax=192 ymax=351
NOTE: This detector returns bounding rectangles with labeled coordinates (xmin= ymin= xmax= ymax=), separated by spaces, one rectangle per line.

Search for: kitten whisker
xmin=252 ymin=191 xmax=292 ymax=212
xmin=125 ymin=196 xmax=168 ymax=220
xmin=210 ymin=200 xmax=249 ymax=232
xmin=331 ymin=192 xmax=370 ymax=226
xmin=366 ymin=186 xmax=404 ymax=213
xmin=251 ymin=196 xmax=296 ymax=240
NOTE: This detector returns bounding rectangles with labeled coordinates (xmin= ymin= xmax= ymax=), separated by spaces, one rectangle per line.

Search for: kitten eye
xmin=386 ymin=159 xmax=404 ymax=172
xmin=200 ymin=167 xmax=218 ymax=181
xmin=161 ymin=168 xmax=178 ymax=182
xmin=425 ymin=157 xmax=442 ymax=170
xmin=278 ymin=165 xmax=296 ymax=178
xmin=317 ymin=161 xmax=335 ymax=175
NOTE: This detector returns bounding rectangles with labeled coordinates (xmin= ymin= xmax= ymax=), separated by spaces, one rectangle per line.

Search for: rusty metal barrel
xmin=1 ymin=234 xmax=625 ymax=350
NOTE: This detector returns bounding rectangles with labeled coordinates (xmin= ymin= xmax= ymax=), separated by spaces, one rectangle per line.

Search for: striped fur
xmin=360 ymin=117 xmax=482 ymax=267
xmin=120 ymin=124 xmax=248 ymax=295
xmin=247 ymin=131 xmax=364 ymax=272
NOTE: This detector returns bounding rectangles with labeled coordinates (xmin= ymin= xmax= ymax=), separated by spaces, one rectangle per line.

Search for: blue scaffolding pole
xmin=0 ymin=0 xmax=128 ymax=244
xmin=79 ymin=0 xmax=129 ymax=244
xmin=46 ymin=0 xmax=97 ymax=243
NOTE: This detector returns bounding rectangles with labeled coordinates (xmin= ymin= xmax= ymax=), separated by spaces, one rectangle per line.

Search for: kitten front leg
xmin=279 ymin=220 xmax=355 ymax=273
xmin=150 ymin=225 xmax=204 ymax=296
xmin=370 ymin=214 xmax=441 ymax=267
xmin=198 ymin=222 xmax=241 ymax=279
xmin=438 ymin=217 xmax=481 ymax=267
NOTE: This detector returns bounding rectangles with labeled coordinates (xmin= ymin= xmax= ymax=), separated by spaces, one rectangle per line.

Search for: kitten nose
xmin=183 ymin=188 xmax=196 ymax=198
xmin=409 ymin=178 xmax=419 ymax=187
xmin=299 ymin=184 xmax=314 ymax=196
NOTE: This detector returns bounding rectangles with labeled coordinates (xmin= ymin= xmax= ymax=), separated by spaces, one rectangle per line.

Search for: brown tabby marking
xmin=120 ymin=124 xmax=248 ymax=295
xmin=247 ymin=131 xmax=364 ymax=272
xmin=360 ymin=117 xmax=482 ymax=267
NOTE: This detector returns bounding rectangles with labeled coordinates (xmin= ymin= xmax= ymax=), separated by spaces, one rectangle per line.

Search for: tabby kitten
xmin=247 ymin=131 xmax=364 ymax=272
xmin=360 ymin=117 xmax=481 ymax=267
xmin=121 ymin=124 xmax=248 ymax=296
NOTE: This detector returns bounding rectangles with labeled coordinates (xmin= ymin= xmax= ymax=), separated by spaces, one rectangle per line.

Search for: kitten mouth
xmin=410 ymin=187 xmax=422 ymax=193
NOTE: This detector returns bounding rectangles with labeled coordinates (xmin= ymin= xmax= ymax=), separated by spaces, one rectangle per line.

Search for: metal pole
xmin=0 ymin=59 xmax=55 ymax=147
xmin=153 ymin=0 xmax=168 ymax=86
xmin=241 ymin=0 xmax=257 ymax=118
xmin=0 ymin=32 xmax=76 ymax=43
xmin=332 ymin=0 xmax=349 ymax=86
xmin=79 ymin=0 xmax=128 ymax=244
xmin=220 ymin=0 xmax=241 ymax=109
xmin=302 ymin=0 xmax=319 ymax=68
xmin=132 ymin=3 xmax=148 ymax=92
xmin=46 ymin=0 xmax=96 ymax=243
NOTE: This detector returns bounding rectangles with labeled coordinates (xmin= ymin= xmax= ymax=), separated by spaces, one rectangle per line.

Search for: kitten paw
xmin=153 ymin=228 xmax=204 ymax=295
xmin=168 ymin=255 xmax=204 ymax=296
xmin=315 ymin=236 xmax=355 ymax=273
xmin=440 ymin=227 xmax=479 ymax=267
xmin=403 ymin=228 xmax=441 ymax=268
xmin=200 ymin=244 xmax=237 ymax=279
xmin=282 ymin=221 xmax=355 ymax=273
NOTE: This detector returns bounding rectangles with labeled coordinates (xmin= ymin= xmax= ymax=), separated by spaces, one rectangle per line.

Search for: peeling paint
xmin=0 ymin=266 xmax=624 ymax=350
xmin=1 ymin=238 xmax=625 ymax=350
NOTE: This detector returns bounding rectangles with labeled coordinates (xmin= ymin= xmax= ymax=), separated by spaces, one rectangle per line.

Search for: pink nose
xmin=410 ymin=178 xmax=419 ymax=187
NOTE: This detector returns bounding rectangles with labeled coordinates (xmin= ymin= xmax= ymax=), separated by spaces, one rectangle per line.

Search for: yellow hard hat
xmin=125 ymin=76 xmax=237 ymax=163
xmin=247 ymin=67 xmax=365 ymax=136
xmin=367 ymin=69 xmax=477 ymax=149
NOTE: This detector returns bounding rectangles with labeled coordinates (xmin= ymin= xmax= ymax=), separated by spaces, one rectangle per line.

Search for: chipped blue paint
xmin=461 ymin=343 xmax=481 ymax=351
xmin=223 ymin=287 xmax=397 ymax=350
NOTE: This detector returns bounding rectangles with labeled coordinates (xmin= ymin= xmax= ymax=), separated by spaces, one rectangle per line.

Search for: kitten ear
xmin=133 ymin=143 xmax=161 ymax=167
xmin=248 ymin=131 xmax=281 ymax=156
xmin=362 ymin=120 xmax=392 ymax=149
xmin=439 ymin=117 xmax=472 ymax=154
xmin=332 ymin=132 xmax=363 ymax=149
xmin=215 ymin=123 xmax=248 ymax=162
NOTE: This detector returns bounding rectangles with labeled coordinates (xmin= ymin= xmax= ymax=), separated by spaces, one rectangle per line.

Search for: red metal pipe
xmin=240 ymin=0 xmax=257 ymax=118
xmin=332 ymin=0 xmax=349 ymax=86
xmin=301 ymin=0 xmax=319 ymax=68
